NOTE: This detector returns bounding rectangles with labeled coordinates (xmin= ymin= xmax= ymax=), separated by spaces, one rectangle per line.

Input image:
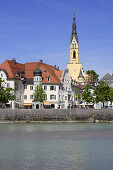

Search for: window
xmin=30 ymin=95 xmax=33 ymax=100
xmin=24 ymin=95 xmax=27 ymax=99
xmin=65 ymin=96 xmax=67 ymax=100
xmin=59 ymin=95 xmax=60 ymax=100
xmin=30 ymin=86 xmax=33 ymax=90
xmin=72 ymin=43 xmax=76 ymax=49
xmin=73 ymin=51 xmax=76 ymax=59
xmin=44 ymin=86 xmax=47 ymax=90
xmin=24 ymin=85 xmax=27 ymax=89
xmin=50 ymin=95 xmax=56 ymax=100
xmin=44 ymin=70 xmax=47 ymax=73
xmin=7 ymin=83 xmax=10 ymax=88
xmin=66 ymin=87 xmax=67 ymax=91
xmin=50 ymin=86 xmax=56 ymax=91
xmin=68 ymin=95 xmax=71 ymax=101
xmin=1 ymin=74 xmax=3 ymax=77
xmin=47 ymin=76 xmax=51 ymax=81
xmin=20 ymin=95 xmax=22 ymax=100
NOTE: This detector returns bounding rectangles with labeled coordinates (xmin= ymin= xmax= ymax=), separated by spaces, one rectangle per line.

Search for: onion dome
xmin=33 ymin=67 xmax=42 ymax=76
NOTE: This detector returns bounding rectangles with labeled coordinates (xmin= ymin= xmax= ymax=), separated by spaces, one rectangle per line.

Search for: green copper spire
xmin=78 ymin=69 xmax=84 ymax=78
xmin=72 ymin=8 xmax=76 ymax=34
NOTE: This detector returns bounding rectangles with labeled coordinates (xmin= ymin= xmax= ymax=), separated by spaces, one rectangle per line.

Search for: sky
xmin=0 ymin=0 xmax=113 ymax=78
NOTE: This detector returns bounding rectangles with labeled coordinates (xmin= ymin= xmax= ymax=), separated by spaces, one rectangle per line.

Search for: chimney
xmin=57 ymin=66 xmax=59 ymax=70
xmin=12 ymin=58 xmax=16 ymax=64
xmin=40 ymin=60 xmax=43 ymax=63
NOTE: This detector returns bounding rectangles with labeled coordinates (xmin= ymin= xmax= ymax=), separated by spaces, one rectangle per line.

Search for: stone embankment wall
xmin=0 ymin=109 xmax=113 ymax=122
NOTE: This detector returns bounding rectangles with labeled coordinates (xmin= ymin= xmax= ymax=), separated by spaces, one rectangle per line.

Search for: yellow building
xmin=67 ymin=11 xmax=88 ymax=83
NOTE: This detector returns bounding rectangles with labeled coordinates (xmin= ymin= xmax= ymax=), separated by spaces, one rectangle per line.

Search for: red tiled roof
xmin=78 ymin=84 xmax=85 ymax=89
xmin=0 ymin=60 xmax=63 ymax=84
xmin=0 ymin=60 xmax=24 ymax=79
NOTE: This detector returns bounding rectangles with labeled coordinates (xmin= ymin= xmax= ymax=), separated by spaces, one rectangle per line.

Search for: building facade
xmin=0 ymin=59 xmax=75 ymax=109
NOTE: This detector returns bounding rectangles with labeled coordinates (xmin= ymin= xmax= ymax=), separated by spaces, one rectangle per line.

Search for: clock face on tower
xmin=72 ymin=40 xmax=76 ymax=44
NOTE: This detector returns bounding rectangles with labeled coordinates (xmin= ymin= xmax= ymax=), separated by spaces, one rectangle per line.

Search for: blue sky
xmin=0 ymin=0 xmax=113 ymax=78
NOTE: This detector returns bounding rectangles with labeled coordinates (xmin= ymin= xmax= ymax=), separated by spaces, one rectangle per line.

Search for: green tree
xmin=33 ymin=84 xmax=46 ymax=102
xmin=74 ymin=87 xmax=81 ymax=106
xmin=86 ymin=70 xmax=99 ymax=82
xmin=82 ymin=83 xmax=94 ymax=105
xmin=109 ymin=87 xmax=113 ymax=104
xmin=94 ymin=81 xmax=110 ymax=108
xmin=0 ymin=78 xmax=16 ymax=108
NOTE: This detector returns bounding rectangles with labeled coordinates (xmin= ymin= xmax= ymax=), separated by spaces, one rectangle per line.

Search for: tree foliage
xmin=74 ymin=87 xmax=81 ymax=103
xmin=82 ymin=83 xmax=94 ymax=103
xmin=33 ymin=84 xmax=46 ymax=102
xmin=94 ymin=81 xmax=110 ymax=107
xmin=86 ymin=70 xmax=99 ymax=82
xmin=0 ymin=78 xmax=16 ymax=105
xmin=109 ymin=87 xmax=113 ymax=104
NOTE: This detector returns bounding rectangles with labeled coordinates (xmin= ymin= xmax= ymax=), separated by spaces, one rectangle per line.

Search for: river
xmin=0 ymin=123 xmax=113 ymax=170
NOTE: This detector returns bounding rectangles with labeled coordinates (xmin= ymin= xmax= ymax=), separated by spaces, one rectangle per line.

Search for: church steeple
xmin=67 ymin=9 xmax=88 ymax=83
xmin=71 ymin=9 xmax=78 ymax=43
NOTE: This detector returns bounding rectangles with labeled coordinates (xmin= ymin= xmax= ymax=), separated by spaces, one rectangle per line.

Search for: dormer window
xmin=47 ymin=76 xmax=51 ymax=82
xmin=44 ymin=70 xmax=47 ymax=73
xmin=1 ymin=74 xmax=3 ymax=77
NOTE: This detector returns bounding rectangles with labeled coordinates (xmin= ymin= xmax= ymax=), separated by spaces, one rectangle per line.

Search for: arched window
xmin=73 ymin=51 xmax=76 ymax=59
xmin=36 ymin=104 xmax=39 ymax=109
xmin=51 ymin=104 xmax=55 ymax=109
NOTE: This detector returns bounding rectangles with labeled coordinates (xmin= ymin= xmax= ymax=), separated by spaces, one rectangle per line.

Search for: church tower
xmin=70 ymin=10 xmax=79 ymax=64
xmin=67 ymin=9 xmax=88 ymax=83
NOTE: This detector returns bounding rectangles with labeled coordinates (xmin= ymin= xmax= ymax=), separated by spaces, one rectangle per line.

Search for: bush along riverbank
xmin=0 ymin=109 xmax=113 ymax=123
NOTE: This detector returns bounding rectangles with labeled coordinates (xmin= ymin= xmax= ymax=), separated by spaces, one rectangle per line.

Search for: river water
xmin=0 ymin=123 xmax=113 ymax=170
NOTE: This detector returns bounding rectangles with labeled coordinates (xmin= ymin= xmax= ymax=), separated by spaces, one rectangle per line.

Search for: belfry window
xmin=73 ymin=51 xmax=76 ymax=59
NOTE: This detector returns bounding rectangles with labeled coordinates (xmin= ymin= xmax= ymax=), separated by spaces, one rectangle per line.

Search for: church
xmin=67 ymin=10 xmax=88 ymax=83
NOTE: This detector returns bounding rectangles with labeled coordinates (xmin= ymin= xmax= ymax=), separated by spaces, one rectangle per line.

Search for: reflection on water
xmin=0 ymin=123 xmax=113 ymax=170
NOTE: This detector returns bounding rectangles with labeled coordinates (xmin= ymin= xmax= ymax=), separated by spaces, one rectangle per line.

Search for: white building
xmin=0 ymin=59 xmax=76 ymax=109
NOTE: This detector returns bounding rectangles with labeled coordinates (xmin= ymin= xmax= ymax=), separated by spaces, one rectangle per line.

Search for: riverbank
xmin=0 ymin=109 xmax=113 ymax=123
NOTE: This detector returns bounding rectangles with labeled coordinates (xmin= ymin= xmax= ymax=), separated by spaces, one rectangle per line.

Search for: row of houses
xmin=0 ymin=58 xmax=113 ymax=109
